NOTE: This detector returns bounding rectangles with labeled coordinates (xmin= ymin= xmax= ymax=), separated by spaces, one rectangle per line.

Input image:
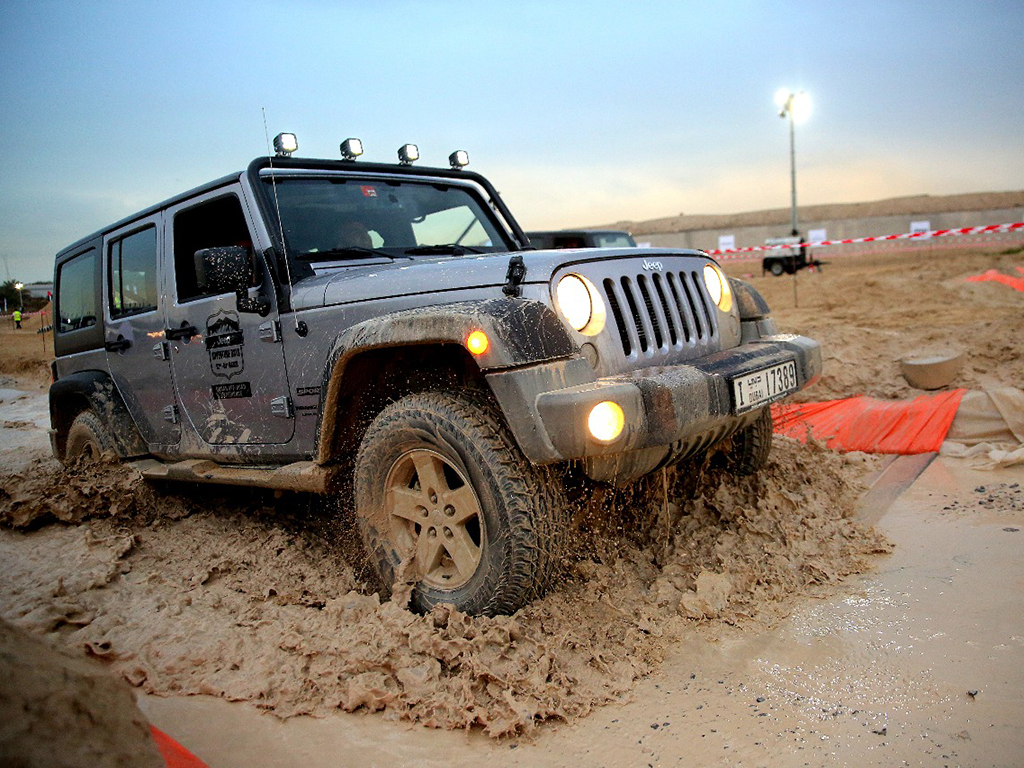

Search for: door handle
xmin=104 ymin=336 xmax=132 ymax=353
xmin=165 ymin=323 xmax=198 ymax=341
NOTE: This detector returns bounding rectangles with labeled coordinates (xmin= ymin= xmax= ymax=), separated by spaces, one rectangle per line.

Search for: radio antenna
xmin=261 ymin=108 xmax=302 ymax=333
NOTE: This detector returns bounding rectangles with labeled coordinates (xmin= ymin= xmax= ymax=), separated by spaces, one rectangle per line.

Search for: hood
xmin=290 ymin=247 xmax=708 ymax=310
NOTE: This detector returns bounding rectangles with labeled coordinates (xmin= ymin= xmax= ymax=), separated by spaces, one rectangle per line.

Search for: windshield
xmin=261 ymin=176 xmax=514 ymax=259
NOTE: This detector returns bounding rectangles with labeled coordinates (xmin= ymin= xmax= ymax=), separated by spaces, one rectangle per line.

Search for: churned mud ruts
xmin=0 ymin=436 xmax=885 ymax=737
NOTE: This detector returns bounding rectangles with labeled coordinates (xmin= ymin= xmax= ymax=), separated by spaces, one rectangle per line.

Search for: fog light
xmin=588 ymin=401 xmax=625 ymax=443
xmin=273 ymin=133 xmax=298 ymax=157
xmin=340 ymin=138 xmax=363 ymax=161
xmin=466 ymin=330 xmax=489 ymax=356
xmin=398 ymin=144 xmax=419 ymax=165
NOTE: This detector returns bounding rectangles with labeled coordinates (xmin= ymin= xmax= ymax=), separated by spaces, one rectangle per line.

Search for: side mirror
xmin=195 ymin=246 xmax=251 ymax=294
xmin=194 ymin=246 xmax=270 ymax=316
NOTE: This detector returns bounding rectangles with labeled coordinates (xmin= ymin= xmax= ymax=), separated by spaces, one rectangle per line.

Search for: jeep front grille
xmin=602 ymin=270 xmax=718 ymax=360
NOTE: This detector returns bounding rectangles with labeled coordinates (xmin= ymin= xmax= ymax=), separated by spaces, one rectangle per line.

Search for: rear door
xmin=103 ymin=217 xmax=181 ymax=446
xmin=163 ymin=187 xmax=294 ymax=445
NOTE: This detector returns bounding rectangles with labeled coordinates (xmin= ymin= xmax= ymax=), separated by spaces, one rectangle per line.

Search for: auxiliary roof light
xmin=398 ymin=144 xmax=419 ymax=166
xmin=273 ymin=133 xmax=298 ymax=157
xmin=340 ymin=138 xmax=364 ymax=161
xmin=449 ymin=150 xmax=469 ymax=170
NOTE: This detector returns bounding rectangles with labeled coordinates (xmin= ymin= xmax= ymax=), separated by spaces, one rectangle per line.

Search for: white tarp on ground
xmin=942 ymin=387 xmax=1024 ymax=468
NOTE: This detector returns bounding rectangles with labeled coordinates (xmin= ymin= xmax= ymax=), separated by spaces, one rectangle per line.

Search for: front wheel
xmin=353 ymin=390 xmax=566 ymax=617
xmin=723 ymin=408 xmax=773 ymax=476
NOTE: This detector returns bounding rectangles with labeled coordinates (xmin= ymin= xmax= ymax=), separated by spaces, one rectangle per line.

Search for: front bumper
xmin=486 ymin=334 xmax=821 ymax=483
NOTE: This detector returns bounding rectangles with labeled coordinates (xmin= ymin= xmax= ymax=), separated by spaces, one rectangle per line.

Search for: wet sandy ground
xmin=3 ymin=247 xmax=1023 ymax=765
xmin=136 ymin=456 xmax=1024 ymax=767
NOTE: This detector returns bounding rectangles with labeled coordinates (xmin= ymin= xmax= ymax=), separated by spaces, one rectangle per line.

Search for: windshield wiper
xmin=405 ymin=244 xmax=486 ymax=256
xmin=296 ymin=246 xmax=381 ymax=261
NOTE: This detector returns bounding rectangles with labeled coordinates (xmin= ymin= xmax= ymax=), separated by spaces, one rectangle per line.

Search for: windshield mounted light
xmin=340 ymin=138 xmax=363 ymax=161
xmin=702 ymin=263 xmax=733 ymax=313
xmin=398 ymin=144 xmax=419 ymax=166
xmin=449 ymin=150 xmax=469 ymax=169
xmin=273 ymin=133 xmax=298 ymax=157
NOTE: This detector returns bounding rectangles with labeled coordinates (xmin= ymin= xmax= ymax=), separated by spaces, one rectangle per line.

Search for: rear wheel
xmin=64 ymin=410 xmax=117 ymax=464
xmin=724 ymin=408 xmax=773 ymax=475
xmin=354 ymin=390 xmax=566 ymax=616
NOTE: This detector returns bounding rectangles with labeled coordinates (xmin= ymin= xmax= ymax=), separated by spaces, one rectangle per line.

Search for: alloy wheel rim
xmin=383 ymin=448 xmax=484 ymax=589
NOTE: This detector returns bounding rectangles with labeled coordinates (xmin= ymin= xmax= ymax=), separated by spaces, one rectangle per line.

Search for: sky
xmin=1 ymin=0 xmax=1022 ymax=283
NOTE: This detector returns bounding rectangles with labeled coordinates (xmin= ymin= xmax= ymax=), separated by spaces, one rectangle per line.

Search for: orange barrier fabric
xmin=151 ymin=726 xmax=209 ymax=768
xmin=966 ymin=266 xmax=1024 ymax=293
xmin=771 ymin=390 xmax=967 ymax=454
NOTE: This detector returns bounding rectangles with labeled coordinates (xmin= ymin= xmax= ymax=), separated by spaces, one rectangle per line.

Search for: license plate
xmin=732 ymin=360 xmax=798 ymax=413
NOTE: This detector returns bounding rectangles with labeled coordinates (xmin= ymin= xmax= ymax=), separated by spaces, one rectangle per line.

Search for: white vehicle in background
xmin=762 ymin=234 xmax=825 ymax=276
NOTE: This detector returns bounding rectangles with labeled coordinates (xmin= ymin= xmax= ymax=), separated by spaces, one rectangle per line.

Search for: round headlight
xmin=703 ymin=263 xmax=733 ymax=313
xmin=556 ymin=274 xmax=606 ymax=335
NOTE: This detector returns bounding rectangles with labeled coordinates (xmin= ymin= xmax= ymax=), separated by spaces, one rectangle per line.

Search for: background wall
xmin=637 ymin=206 xmax=1024 ymax=252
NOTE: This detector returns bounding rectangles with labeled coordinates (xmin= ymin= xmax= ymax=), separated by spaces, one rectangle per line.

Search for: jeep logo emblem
xmin=642 ymin=260 xmax=663 ymax=272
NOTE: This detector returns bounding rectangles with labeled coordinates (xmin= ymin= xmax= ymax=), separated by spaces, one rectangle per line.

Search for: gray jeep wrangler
xmin=49 ymin=136 xmax=821 ymax=616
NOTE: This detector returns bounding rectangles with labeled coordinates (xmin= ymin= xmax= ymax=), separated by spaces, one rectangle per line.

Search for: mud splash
xmin=0 ymin=439 xmax=888 ymax=737
xmin=0 ymin=459 xmax=185 ymax=529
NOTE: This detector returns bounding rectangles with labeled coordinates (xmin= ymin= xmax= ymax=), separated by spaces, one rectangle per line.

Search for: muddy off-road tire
xmin=354 ymin=390 xmax=567 ymax=617
xmin=724 ymin=407 xmax=773 ymax=476
xmin=64 ymin=410 xmax=117 ymax=464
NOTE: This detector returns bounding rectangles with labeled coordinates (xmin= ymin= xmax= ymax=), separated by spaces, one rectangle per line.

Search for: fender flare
xmin=729 ymin=277 xmax=772 ymax=320
xmin=315 ymin=297 xmax=576 ymax=462
xmin=49 ymin=370 xmax=148 ymax=460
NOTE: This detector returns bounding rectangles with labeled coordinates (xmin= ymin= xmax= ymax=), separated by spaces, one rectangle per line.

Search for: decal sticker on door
xmin=206 ymin=310 xmax=244 ymax=379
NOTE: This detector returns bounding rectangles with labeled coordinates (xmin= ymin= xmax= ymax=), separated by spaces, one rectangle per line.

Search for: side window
xmin=109 ymin=226 xmax=159 ymax=318
xmin=57 ymin=248 xmax=99 ymax=333
xmin=173 ymin=195 xmax=255 ymax=302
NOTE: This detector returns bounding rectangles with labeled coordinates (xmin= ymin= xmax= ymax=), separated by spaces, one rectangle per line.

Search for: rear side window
xmin=57 ymin=248 xmax=99 ymax=333
xmin=109 ymin=226 xmax=159 ymax=317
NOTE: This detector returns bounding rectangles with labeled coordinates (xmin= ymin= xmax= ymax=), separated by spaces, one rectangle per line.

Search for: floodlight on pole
xmin=775 ymin=89 xmax=811 ymax=236
xmin=13 ymin=281 xmax=23 ymax=310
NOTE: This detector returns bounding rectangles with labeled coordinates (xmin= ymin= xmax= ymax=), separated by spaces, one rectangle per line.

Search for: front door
xmin=103 ymin=218 xmax=181 ymax=446
xmin=163 ymin=188 xmax=294 ymax=446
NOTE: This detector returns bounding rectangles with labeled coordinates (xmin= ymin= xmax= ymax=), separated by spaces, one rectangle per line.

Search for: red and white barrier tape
xmin=707 ymin=221 xmax=1024 ymax=258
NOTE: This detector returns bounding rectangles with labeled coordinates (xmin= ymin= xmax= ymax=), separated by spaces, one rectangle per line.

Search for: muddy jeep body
xmin=50 ymin=151 xmax=821 ymax=615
